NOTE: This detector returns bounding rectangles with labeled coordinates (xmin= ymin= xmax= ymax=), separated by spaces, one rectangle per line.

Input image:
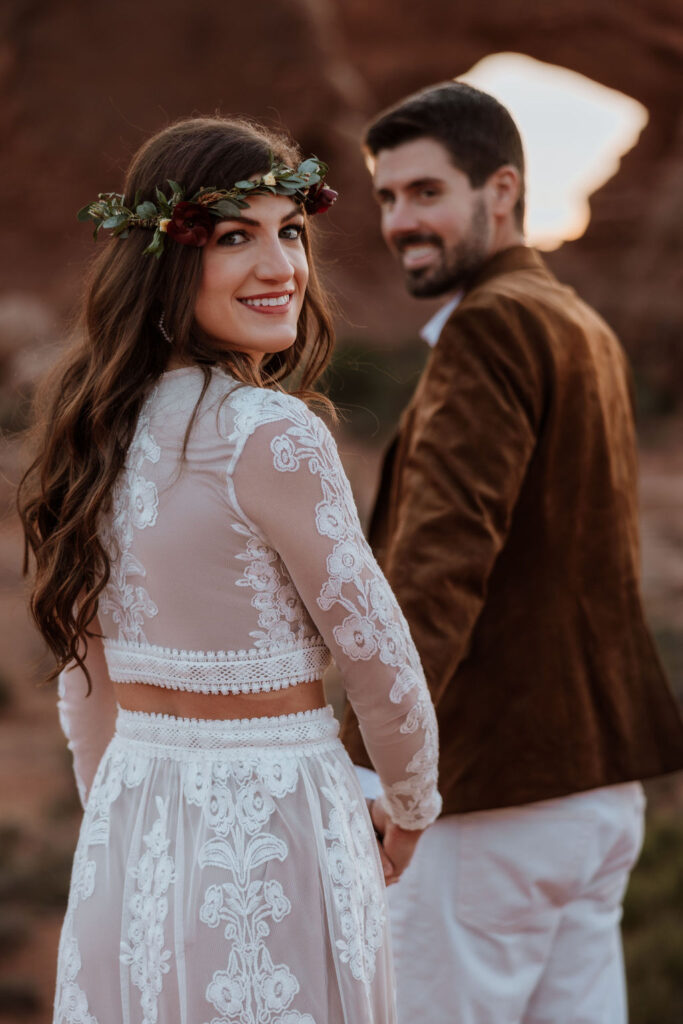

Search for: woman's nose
xmin=254 ymin=239 xmax=295 ymax=281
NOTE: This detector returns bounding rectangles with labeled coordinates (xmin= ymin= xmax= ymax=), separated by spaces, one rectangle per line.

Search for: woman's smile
xmin=237 ymin=290 xmax=295 ymax=313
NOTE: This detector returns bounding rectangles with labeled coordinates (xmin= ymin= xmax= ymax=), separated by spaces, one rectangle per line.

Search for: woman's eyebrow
xmin=280 ymin=205 xmax=303 ymax=223
xmin=222 ymin=205 xmax=302 ymax=227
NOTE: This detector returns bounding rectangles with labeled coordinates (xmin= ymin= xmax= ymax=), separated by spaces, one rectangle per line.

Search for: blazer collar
xmin=466 ymin=245 xmax=551 ymax=294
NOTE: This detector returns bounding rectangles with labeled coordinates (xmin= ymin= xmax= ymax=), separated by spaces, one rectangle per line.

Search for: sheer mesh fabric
xmin=61 ymin=366 xmax=440 ymax=830
xmin=55 ymin=709 xmax=394 ymax=1024
xmin=54 ymin=367 xmax=442 ymax=1024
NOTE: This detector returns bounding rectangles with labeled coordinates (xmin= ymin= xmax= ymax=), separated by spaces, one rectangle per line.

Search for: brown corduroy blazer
xmin=341 ymin=246 xmax=683 ymax=815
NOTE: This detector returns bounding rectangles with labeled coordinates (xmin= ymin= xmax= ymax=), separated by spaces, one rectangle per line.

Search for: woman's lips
xmin=237 ymin=291 xmax=294 ymax=314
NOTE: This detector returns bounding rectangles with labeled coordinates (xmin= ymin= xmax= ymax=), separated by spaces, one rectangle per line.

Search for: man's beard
xmin=400 ymin=199 xmax=490 ymax=299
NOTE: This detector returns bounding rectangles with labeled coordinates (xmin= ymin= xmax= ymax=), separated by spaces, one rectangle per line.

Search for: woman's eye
xmin=280 ymin=224 xmax=304 ymax=241
xmin=217 ymin=230 xmax=248 ymax=246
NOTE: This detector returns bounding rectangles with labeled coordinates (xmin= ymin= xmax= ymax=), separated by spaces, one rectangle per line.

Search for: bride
xmin=19 ymin=115 xmax=441 ymax=1024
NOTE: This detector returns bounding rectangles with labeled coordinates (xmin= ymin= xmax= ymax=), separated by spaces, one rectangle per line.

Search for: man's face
xmin=372 ymin=137 xmax=493 ymax=298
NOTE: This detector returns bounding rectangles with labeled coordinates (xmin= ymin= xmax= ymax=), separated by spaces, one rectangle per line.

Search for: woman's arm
xmin=57 ymin=617 xmax=117 ymax=807
xmin=231 ymin=401 xmax=441 ymax=831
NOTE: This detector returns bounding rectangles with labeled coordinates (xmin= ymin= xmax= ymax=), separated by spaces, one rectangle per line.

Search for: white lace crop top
xmin=61 ymin=366 xmax=441 ymax=828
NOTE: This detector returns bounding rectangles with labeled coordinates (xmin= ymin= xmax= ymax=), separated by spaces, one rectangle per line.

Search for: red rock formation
xmin=1 ymin=0 xmax=681 ymax=399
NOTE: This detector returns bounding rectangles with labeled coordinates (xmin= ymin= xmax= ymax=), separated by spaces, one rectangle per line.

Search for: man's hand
xmin=371 ymin=799 xmax=424 ymax=886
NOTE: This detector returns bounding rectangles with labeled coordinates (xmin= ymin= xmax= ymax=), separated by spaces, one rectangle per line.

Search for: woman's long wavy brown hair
xmin=18 ymin=116 xmax=335 ymax=686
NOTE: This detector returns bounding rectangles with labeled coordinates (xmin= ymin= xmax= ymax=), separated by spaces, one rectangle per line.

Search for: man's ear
xmin=488 ymin=165 xmax=521 ymax=218
xmin=363 ymin=146 xmax=377 ymax=175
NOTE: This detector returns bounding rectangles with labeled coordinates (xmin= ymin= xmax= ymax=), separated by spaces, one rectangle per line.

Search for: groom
xmin=341 ymin=82 xmax=683 ymax=1023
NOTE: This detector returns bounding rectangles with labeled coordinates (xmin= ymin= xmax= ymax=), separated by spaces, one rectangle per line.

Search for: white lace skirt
xmin=54 ymin=706 xmax=395 ymax=1024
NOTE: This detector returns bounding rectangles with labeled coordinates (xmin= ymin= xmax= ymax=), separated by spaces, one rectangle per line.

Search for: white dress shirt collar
xmin=419 ymin=292 xmax=463 ymax=348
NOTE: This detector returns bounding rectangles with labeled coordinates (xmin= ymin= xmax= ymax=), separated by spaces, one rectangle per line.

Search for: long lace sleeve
xmin=57 ymin=623 xmax=117 ymax=808
xmin=229 ymin=397 xmax=441 ymax=830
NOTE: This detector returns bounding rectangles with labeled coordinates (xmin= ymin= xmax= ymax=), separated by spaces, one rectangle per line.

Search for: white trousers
xmin=387 ymin=783 xmax=645 ymax=1024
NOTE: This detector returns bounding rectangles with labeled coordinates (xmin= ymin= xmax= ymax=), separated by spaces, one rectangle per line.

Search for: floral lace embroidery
xmin=233 ymin=527 xmax=312 ymax=649
xmin=54 ymin=747 xmax=150 ymax=1024
xmin=99 ymin=395 xmax=160 ymax=643
xmin=55 ymin=932 xmax=98 ymax=1024
xmin=266 ymin=405 xmax=440 ymax=829
xmin=221 ymin=387 xmax=302 ymax=467
xmin=120 ymin=796 xmax=175 ymax=1024
xmin=54 ymin=809 xmax=107 ymax=1023
xmin=187 ymin=754 xmax=316 ymax=1024
xmin=54 ymin=838 xmax=99 ymax=1024
xmin=222 ymin=387 xmax=330 ymax=664
xmin=58 ymin=709 xmax=390 ymax=1023
xmin=320 ymin=759 xmax=385 ymax=986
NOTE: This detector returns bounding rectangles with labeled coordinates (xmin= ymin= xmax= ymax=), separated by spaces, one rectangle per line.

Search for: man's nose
xmin=383 ymin=198 xmax=420 ymax=242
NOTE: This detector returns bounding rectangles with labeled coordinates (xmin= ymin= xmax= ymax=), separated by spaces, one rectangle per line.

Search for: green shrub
xmin=624 ymin=812 xmax=683 ymax=1023
xmin=323 ymin=337 xmax=428 ymax=443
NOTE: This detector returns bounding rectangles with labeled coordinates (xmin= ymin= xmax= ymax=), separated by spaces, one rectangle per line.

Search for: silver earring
xmin=158 ymin=312 xmax=174 ymax=345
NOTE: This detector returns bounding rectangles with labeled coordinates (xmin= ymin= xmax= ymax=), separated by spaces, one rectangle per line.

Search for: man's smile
xmin=400 ymin=244 xmax=441 ymax=270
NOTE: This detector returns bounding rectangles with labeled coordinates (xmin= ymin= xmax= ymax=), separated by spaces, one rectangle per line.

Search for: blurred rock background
xmin=0 ymin=1 xmax=681 ymax=1020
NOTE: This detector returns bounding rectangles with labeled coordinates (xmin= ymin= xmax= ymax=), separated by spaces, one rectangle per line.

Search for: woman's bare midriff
xmin=113 ymin=678 xmax=326 ymax=720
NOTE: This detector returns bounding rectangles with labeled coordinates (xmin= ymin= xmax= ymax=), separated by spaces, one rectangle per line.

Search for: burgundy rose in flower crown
xmin=162 ymin=202 xmax=214 ymax=247
xmin=304 ymin=182 xmax=339 ymax=215
xmin=77 ymin=156 xmax=337 ymax=258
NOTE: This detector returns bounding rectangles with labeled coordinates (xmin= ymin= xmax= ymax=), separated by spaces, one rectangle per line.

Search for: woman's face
xmin=194 ymin=194 xmax=309 ymax=362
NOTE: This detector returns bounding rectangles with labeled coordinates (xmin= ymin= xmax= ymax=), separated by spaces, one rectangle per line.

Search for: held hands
xmin=370 ymin=799 xmax=424 ymax=886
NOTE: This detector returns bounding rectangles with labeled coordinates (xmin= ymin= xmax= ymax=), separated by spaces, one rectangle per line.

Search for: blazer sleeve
xmin=231 ymin=404 xmax=441 ymax=830
xmin=383 ymin=296 xmax=545 ymax=707
xmin=57 ymin=620 xmax=117 ymax=808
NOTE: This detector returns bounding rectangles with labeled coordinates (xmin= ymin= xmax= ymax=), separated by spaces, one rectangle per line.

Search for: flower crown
xmin=77 ymin=156 xmax=337 ymax=258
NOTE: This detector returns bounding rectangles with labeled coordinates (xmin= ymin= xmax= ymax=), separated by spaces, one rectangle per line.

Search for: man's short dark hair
xmin=365 ymin=81 xmax=526 ymax=227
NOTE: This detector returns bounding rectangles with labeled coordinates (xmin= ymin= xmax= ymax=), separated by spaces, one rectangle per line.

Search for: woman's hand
xmin=370 ymin=799 xmax=424 ymax=886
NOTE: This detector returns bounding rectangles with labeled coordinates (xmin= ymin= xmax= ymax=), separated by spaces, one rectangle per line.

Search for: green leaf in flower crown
xmin=297 ymin=157 xmax=321 ymax=176
xmin=77 ymin=205 xmax=94 ymax=222
xmin=155 ymin=188 xmax=171 ymax=215
xmin=167 ymin=180 xmax=183 ymax=196
xmin=136 ymin=201 xmax=158 ymax=218
xmin=233 ymin=180 xmax=256 ymax=190
xmin=214 ymin=199 xmax=243 ymax=219
xmin=143 ymin=228 xmax=165 ymax=258
xmin=102 ymin=214 xmax=128 ymax=229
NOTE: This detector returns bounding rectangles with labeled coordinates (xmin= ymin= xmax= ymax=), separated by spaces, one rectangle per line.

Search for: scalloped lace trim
xmin=114 ymin=705 xmax=339 ymax=755
xmin=103 ymin=636 xmax=332 ymax=693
